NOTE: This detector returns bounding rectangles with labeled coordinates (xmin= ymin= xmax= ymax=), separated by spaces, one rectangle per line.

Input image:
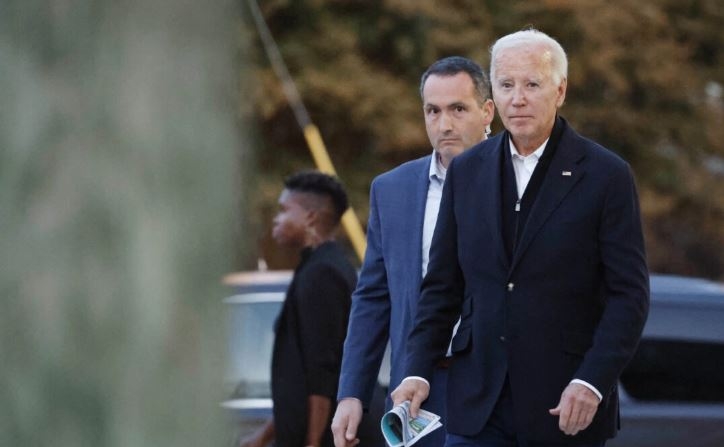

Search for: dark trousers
xmin=444 ymin=377 xmax=605 ymax=447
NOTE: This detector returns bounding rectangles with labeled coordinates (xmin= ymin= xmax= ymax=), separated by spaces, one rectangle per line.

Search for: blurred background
xmin=0 ymin=0 xmax=721 ymax=446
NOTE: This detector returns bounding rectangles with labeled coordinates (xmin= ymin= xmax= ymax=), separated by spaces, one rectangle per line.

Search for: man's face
xmin=272 ymin=189 xmax=310 ymax=248
xmin=422 ymin=72 xmax=494 ymax=165
xmin=491 ymin=44 xmax=567 ymax=154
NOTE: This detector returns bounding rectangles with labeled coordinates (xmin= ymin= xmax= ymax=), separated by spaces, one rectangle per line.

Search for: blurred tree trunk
xmin=0 ymin=0 xmax=245 ymax=445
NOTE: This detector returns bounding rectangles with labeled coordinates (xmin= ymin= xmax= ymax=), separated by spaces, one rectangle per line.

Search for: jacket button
xmin=500 ymin=336 xmax=506 ymax=342
xmin=507 ymin=282 xmax=514 ymax=291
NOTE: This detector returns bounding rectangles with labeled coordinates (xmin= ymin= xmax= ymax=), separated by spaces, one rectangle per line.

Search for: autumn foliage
xmin=245 ymin=0 xmax=724 ymax=279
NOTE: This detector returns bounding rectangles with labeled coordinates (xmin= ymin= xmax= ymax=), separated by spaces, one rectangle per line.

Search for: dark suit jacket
xmin=338 ymin=155 xmax=448 ymax=446
xmin=339 ymin=155 xmax=431 ymax=400
xmin=272 ymin=241 xmax=357 ymax=447
xmin=405 ymin=118 xmax=650 ymax=444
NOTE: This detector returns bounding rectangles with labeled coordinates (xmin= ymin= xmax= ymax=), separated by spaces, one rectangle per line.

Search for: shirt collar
xmin=509 ymin=137 xmax=549 ymax=161
xmin=429 ymin=150 xmax=447 ymax=182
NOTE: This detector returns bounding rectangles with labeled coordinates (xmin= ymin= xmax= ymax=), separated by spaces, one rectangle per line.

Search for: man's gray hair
xmin=490 ymin=28 xmax=568 ymax=85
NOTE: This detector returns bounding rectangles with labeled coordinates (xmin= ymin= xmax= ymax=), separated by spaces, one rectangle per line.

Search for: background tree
xmin=246 ymin=0 xmax=724 ymax=280
xmin=0 ymin=0 xmax=245 ymax=445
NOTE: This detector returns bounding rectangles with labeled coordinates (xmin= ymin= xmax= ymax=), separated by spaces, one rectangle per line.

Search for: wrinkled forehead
xmin=422 ymin=72 xmax=475 ymax=100
xmin=493 ymin=44 xmax=554 ymax=75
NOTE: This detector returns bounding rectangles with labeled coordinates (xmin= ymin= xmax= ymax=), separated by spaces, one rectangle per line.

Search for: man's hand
xmin=548 ymin=382 xmax=600 ymax=436
xmin=390 ymin=378 xmax=430 ymax=418
xmin=331 ymin=398 xmax=363 ymax=447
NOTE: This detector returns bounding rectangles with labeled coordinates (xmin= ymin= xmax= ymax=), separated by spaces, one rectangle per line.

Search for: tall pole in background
xmin=245 ymin=0 xmax=367 ymax=262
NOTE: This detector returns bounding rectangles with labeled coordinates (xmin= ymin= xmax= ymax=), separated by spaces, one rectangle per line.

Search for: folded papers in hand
xmin=380 ymin=400 xmax=442 ymax=447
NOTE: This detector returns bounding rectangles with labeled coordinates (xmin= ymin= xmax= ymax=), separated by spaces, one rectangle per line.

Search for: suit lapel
xmin=510 ymin=129 xmax=586 ymax=273
xmin=406 ymin=157 xmax=431 ymax=317
xmin=475 ymin=136 xmax=510 ymax=269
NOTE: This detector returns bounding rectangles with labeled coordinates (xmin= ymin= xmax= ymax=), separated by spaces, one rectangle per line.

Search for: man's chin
xmin=437 ymin=143 xmax=464 ymax=155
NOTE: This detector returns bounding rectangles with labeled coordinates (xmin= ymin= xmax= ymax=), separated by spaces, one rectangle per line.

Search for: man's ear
xmin=556 ymin=78 xmax=567 ymax=108
xmin=483 ymin=98 xmax=495 ymax=122
xmin=304 ymin=208 xmax=319 ymax=228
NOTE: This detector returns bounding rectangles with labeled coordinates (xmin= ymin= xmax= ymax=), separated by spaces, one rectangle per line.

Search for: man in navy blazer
xmin=332 ymin=57 xmax=495 ymax=447
xmin=392 ymin=30 xmax=649 ymax=446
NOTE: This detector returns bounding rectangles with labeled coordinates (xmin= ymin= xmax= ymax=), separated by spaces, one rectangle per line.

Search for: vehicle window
xmin=226 ymin=298 xmax=282 ymax=398
xmin=620 ymin=338 xmax=724 ymax=402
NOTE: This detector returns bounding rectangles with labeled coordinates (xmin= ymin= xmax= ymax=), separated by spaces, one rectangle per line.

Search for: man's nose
xmin=512 ymin=86 xmax=526 ymax=106
xmin=439 ymin=111 xmax=453 ymax=131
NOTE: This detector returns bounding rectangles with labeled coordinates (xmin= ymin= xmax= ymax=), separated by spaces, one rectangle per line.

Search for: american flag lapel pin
xmin=562 ymin=171 xmax=572 ymax=176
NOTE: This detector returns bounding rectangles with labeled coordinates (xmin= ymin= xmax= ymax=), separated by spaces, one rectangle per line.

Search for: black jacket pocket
xmin=451 ymin=325 xmax=472 ymax=354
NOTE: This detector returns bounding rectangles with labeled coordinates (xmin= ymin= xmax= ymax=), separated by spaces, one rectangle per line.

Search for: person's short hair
xmin=284 ymin=170 xmax=349 ymax=223
xmin=419 ymin=56 xmax=492 ymax=106
xmin=489 ymin=28 xmax=568 ymax=85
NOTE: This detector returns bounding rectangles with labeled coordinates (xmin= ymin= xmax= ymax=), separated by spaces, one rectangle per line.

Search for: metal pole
xmin=245 ymin=0 xmax=367 ymax=262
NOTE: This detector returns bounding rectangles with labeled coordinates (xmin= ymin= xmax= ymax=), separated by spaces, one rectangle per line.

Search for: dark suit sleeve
xmin=295 ymin=263 xmax=352 ymax=398
xmin=576 ymin=163 xmax=649 ymax=396
xmin=405 ymin=159 xmax=466 ymax=381
xmin=337 ymin=181 xmax=391 ymax=405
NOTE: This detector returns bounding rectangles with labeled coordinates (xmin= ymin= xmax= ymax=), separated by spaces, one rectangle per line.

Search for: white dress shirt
xmin=509 ymin=137 xmax=548 ymax=198
xmin=422 ymin=152 xmax=446 ymax=277
xmin=422 ymin=152 xmax=460 ymax=357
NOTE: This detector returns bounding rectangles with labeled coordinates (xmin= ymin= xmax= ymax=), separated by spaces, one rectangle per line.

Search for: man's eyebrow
xmin=447 ymin=101 xmax=466 ymax=108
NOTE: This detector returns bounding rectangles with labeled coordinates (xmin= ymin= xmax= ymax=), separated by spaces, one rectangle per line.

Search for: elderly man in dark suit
xmin=392 ymin=29 xmax=649 ymax=447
